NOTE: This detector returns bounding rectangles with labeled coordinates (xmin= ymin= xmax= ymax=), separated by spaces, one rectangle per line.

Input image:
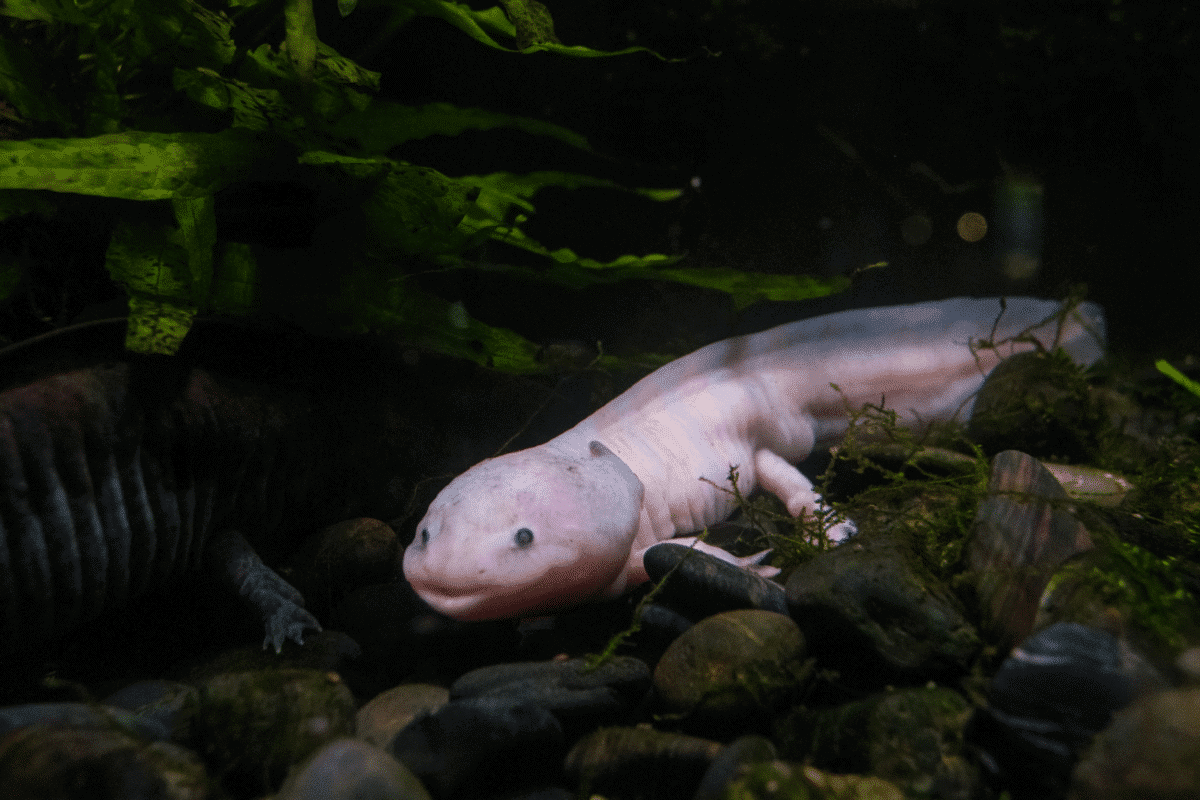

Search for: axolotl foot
xmin=754 ymin=447 xmax=857 ymax=544
xmin=656 ymin=537 xmax=782 ymax=579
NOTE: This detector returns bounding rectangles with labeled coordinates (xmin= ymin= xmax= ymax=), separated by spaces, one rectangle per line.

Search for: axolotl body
xmin=403 ymin=297 xmax=1105 ymax=620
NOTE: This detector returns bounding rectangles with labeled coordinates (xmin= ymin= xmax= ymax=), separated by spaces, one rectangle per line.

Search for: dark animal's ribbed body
xmin=0 ymin=318 xmax=436 ymax=652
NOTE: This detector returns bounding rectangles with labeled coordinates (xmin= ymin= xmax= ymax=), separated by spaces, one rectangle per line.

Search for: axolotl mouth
xmin=404 ymin=571 xmax=609 ymax=621
xmin=405 ymin=581 xmax=494 ymax=620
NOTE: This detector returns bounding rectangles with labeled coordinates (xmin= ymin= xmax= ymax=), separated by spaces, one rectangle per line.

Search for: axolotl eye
xmin=420 ymin=528 xmax=430 ymax=546
xmin=514 ymin=527 xmax=534 ymax=548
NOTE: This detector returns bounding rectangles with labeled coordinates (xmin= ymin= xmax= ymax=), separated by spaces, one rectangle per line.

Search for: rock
xmin=176 ymin=629 xmax=363 ymax=682
xmin=722 ymin=760 xmax=905 ymax=800
xmin=0 ymin=701 xmax=169 ymax=741
xmin=0 ymin=723 xmax=211 ymax=799
xmin=785 ymin=528 xmax=980 ymax=682
xmin=643 ymin=543 xmax=789 ymax=619
xmin=499 ymin=789 xmax=574 ymax=800
xmin=284 ymin=518 xmax=402 ymax=615
xmin=965 ymin=450 xmax=1094 ymax=648
xmin=276 ymin=738 xmax=431 ymax=800
xmin=390 ymin=696 xmax=565 ymax=799
xmin=781 ymin=687 xmax=976 ymax=799
xmin=450 ymin=656 xmax=651 ymax=739
xmin=1177 ymin=647 xmax=1200 ymax=683
xmin=653 ymin=610 xmax=808 ymax=729
xmin=967 ymin=350 xmax=1102 ymax=462
xmin=102 ymin=680 xmax=198 ymax=741
xmin=634 ymin=602 xmax=695 ymax=646
xmin=693 ymin=735 xmax=777 ymax=800
xmin=967 ymin=622 xmax=1134 ymax=800
xmin=1070 ymin=686 xmax=1200 ymax=799
xmin=356 ymin=684 xmax=450 ymax=749
xmin=564 ymin=726 xmax=723 ymax=800
xmin=190 ymin=668 xmax=357 ymax=796
xmin=1041 ymin=463 xmax=1134 ymax=507
xmin=1033 ymin=530 xmax=1196 ymax=682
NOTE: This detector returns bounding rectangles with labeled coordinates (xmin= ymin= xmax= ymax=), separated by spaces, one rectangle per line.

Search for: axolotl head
xmin=403 ymin=440 xmax=645 ymax=620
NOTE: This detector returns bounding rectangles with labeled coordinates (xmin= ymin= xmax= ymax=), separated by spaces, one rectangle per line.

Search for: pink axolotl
xmin=403 ymin=297 xmax=1105 ymax=620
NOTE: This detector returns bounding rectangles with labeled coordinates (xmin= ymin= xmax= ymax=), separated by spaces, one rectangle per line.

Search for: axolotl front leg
xmin=634 ymin=445 xmax=858 ymax=580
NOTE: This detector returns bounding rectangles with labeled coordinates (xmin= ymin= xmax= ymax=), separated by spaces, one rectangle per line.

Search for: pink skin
xmin=404 ymin=297 xmax=1105 ymax=621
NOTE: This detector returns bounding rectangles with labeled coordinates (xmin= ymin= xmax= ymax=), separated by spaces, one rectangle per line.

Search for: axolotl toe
xmin=403 ymin=297 xmax=1106 ymax=620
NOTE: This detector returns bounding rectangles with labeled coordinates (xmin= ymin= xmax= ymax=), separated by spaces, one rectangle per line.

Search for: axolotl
xmin=403 ymin=296 xmax=1105 ymax=620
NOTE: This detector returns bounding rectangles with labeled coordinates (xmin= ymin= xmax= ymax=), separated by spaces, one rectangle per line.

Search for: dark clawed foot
xmin=263 ymin=604 xmax=323 ymax=653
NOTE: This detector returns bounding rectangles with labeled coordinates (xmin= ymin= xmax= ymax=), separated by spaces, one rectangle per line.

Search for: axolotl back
xmin=404 ymin=297 xmax=1105 ymax=620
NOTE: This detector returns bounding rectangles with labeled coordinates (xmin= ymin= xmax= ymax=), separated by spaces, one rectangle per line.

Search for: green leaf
xmin=332 ymin=101 xmax=591 ymax=154
xmin=0 ymin=0 xmax=91 ymax=23
xmin=140 ymin=0 xmax=237 ymax=70
xmin=301 ymin=152 xmax=479 ymax=256
xmin=337 ymin=263 xmax=545 ymax=372
xmin=283 ymin=0 xmax=318 ymax=80
xmin=105 ymin=215 xmax=200 ymax=354
xmin=211 ymin=242 xmax=257 ymax=314
xmin=655 ymin=267 xmax=851 ymax=310
xmin=234 ymin=41 xmax=379 ymax=126
xmin=172 ymin=194 xmax=216 ymax=303
xmin=405 ymin=0 xmax=677 ymax=60
xmin=106 ymin=217 xmax=194 ymax=299
xmin=443 ymin=251 xmax=849 ymax=310
xmin=459 ymin=170 xmax=681 ymax=223
xmin=125 ymin=295 xmax=197 ymax=355
xmin=0 ymin=130 xmax=272 ymax=200
xmin=315 ymin=41 xmax=380 ymax=94
xmin=456 ymin=210 xmax=680 ymax=270
xmin=173 ymin=67 xmax=293 ymax=131
xmin=498 ymin=0 xmax=559 ymax=50
xmin=1156 ymin=359 xmax=1200 ymax=399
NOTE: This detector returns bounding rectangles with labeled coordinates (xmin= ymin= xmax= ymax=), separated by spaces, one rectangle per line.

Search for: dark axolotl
xmin=404 ymin=297 xmax=1106 ymax=621
xmin=0 ymin=316 xmax=466 ymax=654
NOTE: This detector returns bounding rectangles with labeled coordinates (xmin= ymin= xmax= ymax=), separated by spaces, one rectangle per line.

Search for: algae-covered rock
xmin=786 ymin=528 xmax=980 ymax=682
xmin=1070 ymin=686 xmax=1200 ymax=800
xmin=967 ymin=350 xmax=1103 ymax=462
xmin=191 ymin=668 xmax=356 ymax=796
xmin=283 ymin=517 xmax=402 ymax=615
xmin=565 ymin=725 xmax=723 ymax=800
xmin=0 ymin=723 xmax=212 ymax=800
xmin=723 ymin=760 xmax=905 ymax=800
xmin=653 ymin=609 xmax=809 ymax=726
xmin=777 ymin=686 xmax=975 ymax=798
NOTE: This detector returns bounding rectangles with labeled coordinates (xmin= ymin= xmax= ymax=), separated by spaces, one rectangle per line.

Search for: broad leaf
xmin=0 ymin=130 xmax=271 ymax=200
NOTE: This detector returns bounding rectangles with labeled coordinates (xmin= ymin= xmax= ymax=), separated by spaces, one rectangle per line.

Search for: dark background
xmin=5 ymin=0 xmax=1198 ymax=365
xmin=333 ymin=0 xmax=1196 ymax=364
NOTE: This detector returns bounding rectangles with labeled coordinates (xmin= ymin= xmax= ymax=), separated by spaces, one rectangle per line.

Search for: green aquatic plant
xmin=1156 ymin=359 xmax=1200 ymax=399
xmin=0 ymin=0 xmax=847 ymax=358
